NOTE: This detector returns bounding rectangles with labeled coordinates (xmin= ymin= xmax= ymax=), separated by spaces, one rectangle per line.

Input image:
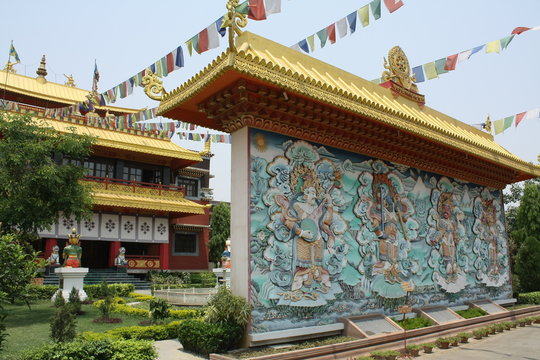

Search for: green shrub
xmin=517 ymin=291 xmax=540 ymax=304
xmin=178 ymin=319 xmax=243 ymax=355
xmin=149 ymin=298 xmax=170 ymax=323
xmin=100 ymin=320 xmax=183 ymax=341
xmin=53 ymin=291 xmax=66 ymax=308
xmin=20 ymin=339 xmax=156 ymax=360
xmin=205 ymin=286 xmax=251 ymax=327
xmin=84 ymin=283 xmax=134 ymax=298
xmin=26 ymin=285 xmax=59 ymax=300
xmin=393 ymin=316 xmax=433 ymax=330
xmin=0 ymin=311 xmax=7 ymax=353
xmin=50 ymin=303 xmax=77 ymax=342
xmin=68 ymin=287 xmax=82 ymax=315
xmin=455 ymin=308 xmax=488 ymax=319
xmin=129 ymin=292 xmax=155 ymax=302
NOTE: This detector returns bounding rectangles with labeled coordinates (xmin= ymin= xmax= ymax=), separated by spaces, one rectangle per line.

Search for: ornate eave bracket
xmin=222 ymin=0 xmax=248 ymax=51
xmin=142 ymin=69 xmax=167 ymax=101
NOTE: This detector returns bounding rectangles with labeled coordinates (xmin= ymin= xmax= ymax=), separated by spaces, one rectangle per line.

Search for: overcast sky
xmin=2 ymin=0 xmax=539 ymax=202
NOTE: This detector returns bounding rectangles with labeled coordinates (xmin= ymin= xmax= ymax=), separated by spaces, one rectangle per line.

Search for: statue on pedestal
xmin=221 ymin=239 xmax=231 ymax=269
xmin=114 ymin=247 xmax=128 ymax=266
xmin=63 ymin=228 xmax=82 ymax=268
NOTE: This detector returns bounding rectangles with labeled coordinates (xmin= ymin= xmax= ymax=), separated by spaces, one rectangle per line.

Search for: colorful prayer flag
xmin=265 ymin=0 xmax=281 ymax=15
xmin=493 ymin=119 xmax=504 ymax=134
xmin=307 ymin=35 xmax=315 ymax=52
xmin=186 ymin=39 xmax=193 ymax=56
xmin=198 ymin=28 xmax=209 ymax=53
xmin=444 ymin=54 xmax=458 ymax=71
xmin=457 ymin=49 xmax=472 ymax=64
xmin=358 ymin=5 xmax=370 ymax=27
xmin=216 ymin=17 xmax=227 ymax=37
xmin=92 ymin=61 xmax=100 ymax=92
xmin=9 ymin=42 xmax=20 ymax=63
xmin=326 ymin=23 xmax=336 ymax=44
xmin=236 ymin=1 xmax=249 ymax=14
xmin=485 ymin=40 xmax=501 ymax=54
xmin=511 ymin=26 xmax=531 ymax=35
xmin=174 ymin=46 xmax=184 ymax=69
xmin=434 ymin=58 xmax=448 ymax=75
xmin=298 ymin=39 xmax=309 ymax=53
xmin=317 ymin=28 xmax=328 ymax=48
xmin=248 ymin=0 xmax=267 ymax=20
xmin=337 ymin=18 xmax=348 ymax=38
xmin=383 ymin=0 xmax=404 ymax=13
xmin=412 ymin=65 xmax=425 ymax=83
xmin=503 ymin=116 xmax=514 ymax=131
xmin=370 ymin=0 xmax=381 ymax=20
xmin=515 ymin=112 xmax=526 ymax=127
xmin=471 ymin=45 xmax=485 ymax=56
xmin=207 ymin=23 xmax=220 ymax=50
xmin=500 ymin=35 xmax=514 ymax=50
xmin=423 ymin=62 xmax=438 ymax=80
xmin=525 ymin=108 xmax=540 ymax=121
xmin=346 ymin=11 xmax=357 ymax=33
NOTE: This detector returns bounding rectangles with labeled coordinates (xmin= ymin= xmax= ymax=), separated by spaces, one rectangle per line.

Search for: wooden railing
xmin=124 ymin=255 xmax=161 ymax=269
xmin=83 ymin=175 xmax=185 ymax=198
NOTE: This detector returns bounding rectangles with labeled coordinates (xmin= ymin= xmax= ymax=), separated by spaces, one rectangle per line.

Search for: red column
xmin=159 ymin=243 xmax=169 ymax=270
xmin=44 ymin=238 xmax=57 ymax=259
xmin=109 ymin=241 xmax=121 ymax=267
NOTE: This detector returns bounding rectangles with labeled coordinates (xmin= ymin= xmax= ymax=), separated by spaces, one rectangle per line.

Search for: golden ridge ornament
xmin=222 ymin=0 xmax=248 ymax=51
xmin=382 ymin=46 xmax=418 ymax=93
xmin=142 ymin=68 xmax=167 ymax=101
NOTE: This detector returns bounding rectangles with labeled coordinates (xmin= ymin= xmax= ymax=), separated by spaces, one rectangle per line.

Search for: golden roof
xmin=44 ymin=117 xmax=202 ymax=162
xmin=0 ymin=69 xmax=139 ymax=113
xmin=158 ymin=31 xmax=540 ymax=181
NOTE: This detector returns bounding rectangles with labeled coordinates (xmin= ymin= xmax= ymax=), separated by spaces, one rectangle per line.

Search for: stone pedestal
xmin=213 ymin=268 xmax=231 ymax=288
xmin=52 ymin=267 xmax=89 ymax=301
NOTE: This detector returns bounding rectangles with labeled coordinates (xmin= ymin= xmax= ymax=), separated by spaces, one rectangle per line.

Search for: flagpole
xmin=2 ymin=40 xmax=14 ymax=106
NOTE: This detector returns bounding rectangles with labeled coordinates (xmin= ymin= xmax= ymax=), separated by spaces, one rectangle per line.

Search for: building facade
xmin=1 ymin=59 xmax=213 ymax=272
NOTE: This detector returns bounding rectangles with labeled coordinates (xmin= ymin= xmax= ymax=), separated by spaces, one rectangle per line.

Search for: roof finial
xmin=36 ymin=55 xmax=47 ymax=83
xmin=64 ymin=74 xmax=76 ymax=87
xmin=483 ymin=114 xmax=492 ymax=133
xmin=222 ymin=0 xmax=248 ymax=51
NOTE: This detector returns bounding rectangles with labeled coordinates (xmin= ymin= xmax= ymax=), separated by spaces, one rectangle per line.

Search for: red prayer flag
xmin=444 ymin=54 xmax=458 ymax=71
xmin=511 ymin=26 xmax=531 ymax=35
xmin=326 ymin=23 xmax=336 ymax=44
xmin=515 ymin=112 xmax=526 ymax=127
xmin=198 ymin=29 xmax=209 ymax=53
xmin=166 ymin=53 xmax=174 ymax=73
xmin=248 ymin=0 xmax=266 ymax=20
xmin=383 ymin=0 xmax=404 ymax=13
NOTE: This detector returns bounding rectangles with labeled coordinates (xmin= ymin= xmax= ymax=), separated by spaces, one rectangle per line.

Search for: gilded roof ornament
xmin=36 ymin=55 xmax=48 ymax=78
xmin=142 ymin=68 xmax=167 ymax=101
xmin=222 ymin=0 xmax=248 ymax=51
xmin=382 ymin=46 xmax=418 ymax=93
xmin=483 ymin=115 xmax=492 ymax=133
xmin=3 ymin=61 xmax=17 ymax=74
xmin=64 ymin=74 xmax=76 ymax=87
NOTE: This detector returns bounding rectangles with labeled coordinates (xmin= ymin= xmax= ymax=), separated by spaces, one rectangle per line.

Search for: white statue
xmin=48 ymin=245 xmax=60 ymax=266
xmin=114 ymin=247 xmax=127 ymax=266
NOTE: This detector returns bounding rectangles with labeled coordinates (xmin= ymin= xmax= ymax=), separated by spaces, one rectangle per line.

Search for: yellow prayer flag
xmin=493 ymin=119 xmax=504 ymax=134
xmin=307 ymin=35 xmax=315 ymax=52
xmin=423 ymin=62 xmax=438 ymax=80
xmin=186 ymin=40 xmax=193 ymax=56
xmin=358 ymin=5 xmax=370 ymax=27
xmin=485 ymin=40 xmax=501 ymax=54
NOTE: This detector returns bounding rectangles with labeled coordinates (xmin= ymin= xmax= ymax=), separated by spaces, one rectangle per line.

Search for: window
xmin=176 ymin=177 xmax=199 ymax=197
xmin=173 ymin=232 xmax=198 ymax=255
xmin=123 ymin=167 xmax=142 ymax=182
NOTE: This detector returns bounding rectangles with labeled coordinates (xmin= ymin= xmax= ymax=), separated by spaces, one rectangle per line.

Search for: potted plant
xmin=525 ymin=317 xmax=533 ymax=325
xmin=534 ymin=316 xmax=540 ymax=324
xmin=511 ymin=321 xmax=518 ymax=328
xmin=518 ymin=319 xmax=527 ymax=327
xmin=472 ymin=329 xmax=484 ymax=339
xmin=370 ymin=350 xmax=386 ymax=360
xmin=406 ymin=344 xmax=422 ymax=357
xmin=384 ymin=350 xmax=401 ymax=360
xmin=449 ymin=336 xmax=459 ymax=346
xmin=488 ymin=325 xmax=497 ymax=334
xmin=436 ymin=337 xmax=450 ymax=349
xmin=495 ymin=323 xmax=504 ymax=333
xmin=458 ymin=332 xmax=471 ymax=343
xmin=421 ymin=343 xmax=436 ymax=353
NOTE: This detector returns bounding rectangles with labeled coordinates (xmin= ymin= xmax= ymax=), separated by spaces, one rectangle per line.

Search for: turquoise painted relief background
xmin=249 ymin=129 xmax=511 ymax=333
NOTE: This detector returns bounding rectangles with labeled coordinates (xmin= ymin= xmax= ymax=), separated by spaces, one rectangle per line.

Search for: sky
xmin=2 ymin=0 xmax=539 ymax=202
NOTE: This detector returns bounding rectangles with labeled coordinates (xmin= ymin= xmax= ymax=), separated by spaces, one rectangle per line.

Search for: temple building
xmin=0 ymin=57 xmax=213 ymax=273
xmin=151 ymin=24 xmax=540 ymax=345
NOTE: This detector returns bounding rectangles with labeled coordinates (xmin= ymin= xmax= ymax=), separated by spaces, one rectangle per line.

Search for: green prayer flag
xmin=435 ymin=58 xmax=448 ymax=75
xmin=503 ymin=116 xmax=514 ymax=131
xmin=236 ymin=1 xmax=249 ymax=14
xmin=192 ymin=35 xmax=200 ymax=54
xmin=161 ymin=57 xmax=168 ymax=77
xmin=500 ymin=35 xmax=515 ymax=50
xmin=423 ymin=62 xmax=438 ymax=80
xmin=370 ymin=0 xmax=381 ymax=20
xmin=307 ymin=35 xmax=315 ymax=52
xmin=359 ymin=5 xmax=370 ymax=27
xmin=317 ymin=28 xmax=328 ymax=48
xmin=493 ymin=119 xmax=504 ymax=134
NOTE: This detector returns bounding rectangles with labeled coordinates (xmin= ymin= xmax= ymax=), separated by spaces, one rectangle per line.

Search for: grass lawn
xmin=2 ymin=300 xmax=149 ymax=357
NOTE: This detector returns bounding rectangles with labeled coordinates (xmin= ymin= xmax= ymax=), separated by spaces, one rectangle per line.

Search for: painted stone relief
xmin=249 ymin=129 xmax=511 ymax=333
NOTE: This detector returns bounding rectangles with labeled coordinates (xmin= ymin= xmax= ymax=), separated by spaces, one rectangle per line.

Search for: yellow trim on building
xmin=158 ymin=31 xmax=540 ymax=179
xmin=44 ymin=117 xmax=202 ymax=161
xmin=92 ymin=191 xmax=206 ymax=214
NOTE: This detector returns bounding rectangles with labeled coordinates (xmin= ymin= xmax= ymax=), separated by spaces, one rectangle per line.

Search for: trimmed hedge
xmin=26 ymin=284 xmax=59 ymax=300
xmin=129 ymin=292 xmax=155 ymax=302
xmin=393 ymin=316 xmax=433 ymax=330
xmin=178 ymin=319 xmax=243 ymax=355
xmin=25 ymin=284 xmax=135 ymax=300
xmin=456 ymin=308 xmax=488 ymax=319
xmin=20 ymin=339 xmax=156 ymax=360
xmin=92 ymin=302 xmax=200 ymax=319
xmin=81 ymin=320 xmax=184 ymax=341
xmin=518 ymin=291 xmax=540 ymax=304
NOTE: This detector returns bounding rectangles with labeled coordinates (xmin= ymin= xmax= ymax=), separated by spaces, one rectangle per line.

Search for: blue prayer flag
xmin=346 ymin=11 xmax=357 ymax=34
xmin=412 ymin=65 xmax=425 ymax=83
xmin=216 ymin=16 xmax=226 ymax=37
xmin=298 ymin=39 xmax=309 ymax=53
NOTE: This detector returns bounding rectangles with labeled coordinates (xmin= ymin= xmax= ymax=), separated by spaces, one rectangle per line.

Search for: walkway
xmin=420 ymin=324 xmax=540 ymax=360
xmin=155 ymin=339 xmax=205 ymax=360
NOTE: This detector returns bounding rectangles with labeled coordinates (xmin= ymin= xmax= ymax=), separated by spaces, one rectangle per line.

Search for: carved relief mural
xmin=249 ymin=129 xmax=511 ymax=333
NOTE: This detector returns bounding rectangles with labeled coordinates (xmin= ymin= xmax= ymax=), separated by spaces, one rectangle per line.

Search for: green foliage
xmin=20 ymin=339 xmax=156 ymax=360
xmin=53 ymin=291 xmax=66 ymax=308
xmin=26 ymin=285 xmax=59 ymax=300
xmin=177 ymin=319 xmax=243 ymax=355
xmin=0 ymin=311 xmax=6 ymax=352
xmin=91 ymin=301 xmax=200 ymax=319
xmin=84 ymin=283 xmax=134 ymax=298
xmin=209 ymin=202 xmax=230 ymax=265
xmin=393 ymin=316 xmax=433 ymax=330
xmin=518 ymin=291 xmax=540 ymax=304
xmin=0 ymin=112 xmax=95 ymax=236
xmin=97 ymin=282 xmax=114 ymax=319
xmin=128 ymin=292 xmax=154 ymax=302
xmin=455 ymin=307 xmax=487 ymax=319
xmin=149 ymin=298 xmax=170 ymax=323
xmin=205 ymin=286 xmax=251 ymax=327
xmin=90 ymin=320 xmax=183 ymax=341
xmin=68 ymin=287 xmax=82 ymax=315
xmin=515 ymin=237 xmax=540 ymax=292
xmin=50 ymin=303 xmax=76 ymax=343
xmin=0 ymin=234 xmax=44 ymax=305
xmin=406 ymin=344 xmax=422 ymax=351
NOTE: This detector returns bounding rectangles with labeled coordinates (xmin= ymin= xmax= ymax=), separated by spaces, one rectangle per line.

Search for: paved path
xmin=155 ymin=339 xmax=206 ymax=360
xmin=419 ymin=324 xmax=540 ymax=360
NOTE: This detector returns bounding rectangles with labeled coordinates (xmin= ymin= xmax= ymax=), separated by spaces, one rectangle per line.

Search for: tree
xmin=514 ymin=236 xmax=540 ymax=292
xmin=209 ymin=202 xmax=230 ymax=266
xmin=0 ymin=112 xmax=95 ymax=238
xmin=50 ymin=302 xmax=77 ymax=343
